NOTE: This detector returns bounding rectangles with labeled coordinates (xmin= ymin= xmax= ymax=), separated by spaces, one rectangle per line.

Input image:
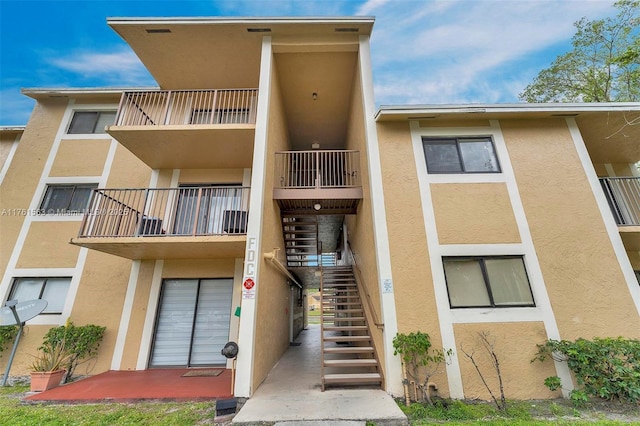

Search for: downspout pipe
xmin=264 ymin=249 xmax=303 ymax=289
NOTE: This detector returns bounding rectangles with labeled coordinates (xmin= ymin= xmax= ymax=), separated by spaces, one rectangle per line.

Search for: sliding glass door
xmin=150 ymin=278 xmax=233 ymax=367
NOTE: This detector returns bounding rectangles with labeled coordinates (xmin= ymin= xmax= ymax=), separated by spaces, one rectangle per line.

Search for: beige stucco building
xmin=1 ymin=16 xmax=639 ymax=403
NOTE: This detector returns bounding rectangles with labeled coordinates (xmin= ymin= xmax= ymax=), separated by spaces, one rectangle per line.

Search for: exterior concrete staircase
xmin=321 ymin=266 xmax=382 ymax=390
xmin=282 ymin=215 xmax=318 ymax=267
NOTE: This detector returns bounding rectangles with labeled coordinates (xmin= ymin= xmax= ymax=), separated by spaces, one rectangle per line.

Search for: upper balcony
xmin=106 ymin=89 xmax=258 ymax=169
xmin=71 ymin=186 xmax=249 ymax=260
xmin=273 ymin=150 xmax=363 ymax=214
xmin=600 ymin=176 xmax=640 ymax=251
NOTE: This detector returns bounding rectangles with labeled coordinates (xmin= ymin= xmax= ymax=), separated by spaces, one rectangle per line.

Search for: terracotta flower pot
xmin=30 ymin=370 xmax=65 ymax=392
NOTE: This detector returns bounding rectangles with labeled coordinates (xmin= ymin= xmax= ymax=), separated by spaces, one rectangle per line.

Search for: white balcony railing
xmin=274 ymin=150 xmax=361 ymax=189
xmin=78 ymin=187 xmax=250 ymax=237
xmin=600 ymin=177 xmax=640 ymax=225
xmin=115 ymin=89 xmax=258 ymax=127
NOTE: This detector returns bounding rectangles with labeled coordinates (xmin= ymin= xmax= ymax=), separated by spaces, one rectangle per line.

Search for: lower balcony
xmin=600 ymin=177 xmax=640 ymax=250
xmin=273 ymin=150 xmax=363 ymax=214
xmin=71 ymin=186 xmax=250 ymax=260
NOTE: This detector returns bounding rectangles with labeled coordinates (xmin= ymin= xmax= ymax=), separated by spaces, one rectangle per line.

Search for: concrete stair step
xmin=324 ymin=346 xmax=374 ymax=354
xmin=322 ymin=309 xmax=363 ymax=314
xmin=323 ymin=373 xmax=382 ymax=384
xmin=321 ymin=316 xmax=365 ymax=322
xmin=323 ymin=359 xmax=378 ymax=367
xmin=323 ymin=325 xmax=369 ymax=331
xmin=324 ymin=335 xmax=371 ymax=342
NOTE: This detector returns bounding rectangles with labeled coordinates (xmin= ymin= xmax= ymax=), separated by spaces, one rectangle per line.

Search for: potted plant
xmin=29 ymin=338 xmax=70 ymax=392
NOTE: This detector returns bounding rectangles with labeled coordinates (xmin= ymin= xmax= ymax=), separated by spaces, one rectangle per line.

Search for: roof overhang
xmin=107 ymin=16 xmax=374 ymax=90
xmin=21 ymin=87 xmax=157 ymax=101
xmin=0 ymin=126 xmax=25 ymax=135
xmin=375 ymin=103 xmax=640 ymax=121
xmin=107 ymin=16 xmax=374 ymax=34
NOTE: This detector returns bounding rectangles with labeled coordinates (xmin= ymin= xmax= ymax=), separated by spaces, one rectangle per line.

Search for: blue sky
xmin=0 ymin=0 xmax=619 ymax=126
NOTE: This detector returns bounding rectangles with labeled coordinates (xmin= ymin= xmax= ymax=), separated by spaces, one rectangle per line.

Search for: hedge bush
xmin=41 ymin=322 xmax=106 ymax=383
xmin=534 ymin=337 xmax=640 ymax=403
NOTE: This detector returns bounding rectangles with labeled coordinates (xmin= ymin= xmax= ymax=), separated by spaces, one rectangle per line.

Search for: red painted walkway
xmin=25 ymin=369 xmax=233 ymax=403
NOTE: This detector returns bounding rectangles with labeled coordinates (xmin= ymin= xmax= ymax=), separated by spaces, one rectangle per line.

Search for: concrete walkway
xmin=232 ymin=324 xmax=407 ymax=425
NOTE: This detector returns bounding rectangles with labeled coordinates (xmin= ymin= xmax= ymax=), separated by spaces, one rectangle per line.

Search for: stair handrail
xmin=263 ymin=249 xmax=303 ymax=288
xmin=319 ymin=241 xmax=326 ymax=390
xmin=347 ymin=242 xmax=384 ymax=330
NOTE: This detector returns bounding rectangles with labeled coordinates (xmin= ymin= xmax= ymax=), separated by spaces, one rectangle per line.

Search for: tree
xmin=519 ymin=0 xmax=639 ymax=103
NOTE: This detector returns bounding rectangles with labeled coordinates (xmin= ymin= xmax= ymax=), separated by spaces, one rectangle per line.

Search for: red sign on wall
xmin=243 ymin=278 xmax=255 ymax=290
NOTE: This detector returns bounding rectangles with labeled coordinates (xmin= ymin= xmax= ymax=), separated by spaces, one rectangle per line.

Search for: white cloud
xmin=357 ymin=0 xmax=392 ymax=15
xmin=367 ymin=0 xmax=616 ymax=104
xmin=48 ymin=48 xmax=154 ymax=86
xmin=0 ymin=88 xmax=35 ymax=125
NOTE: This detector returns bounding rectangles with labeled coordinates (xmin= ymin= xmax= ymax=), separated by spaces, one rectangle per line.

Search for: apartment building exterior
xmin=1 ymin=16 xmax=639 ymax=402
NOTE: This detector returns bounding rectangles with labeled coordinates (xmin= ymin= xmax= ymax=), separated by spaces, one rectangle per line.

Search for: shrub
xmin=393 ymin=331 xmax=451 ymax=404
xmin=534 ymin=337 xmax=640 ymax=403
xmin=41 ymin=321 xmax=106 ymax=383
xmin=0 ymin=325 xmax=19 ymax=357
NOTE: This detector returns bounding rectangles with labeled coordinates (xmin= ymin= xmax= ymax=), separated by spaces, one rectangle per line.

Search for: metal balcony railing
xmin=274 ymin=150 xmax=361 ymax=189
xmin=115 ymin=89 xmax=258 ymax=127
xmin=600 ymin=177 xmax=640 ymax=226
xmin=78 ymin=186 xmax=250 ymax=238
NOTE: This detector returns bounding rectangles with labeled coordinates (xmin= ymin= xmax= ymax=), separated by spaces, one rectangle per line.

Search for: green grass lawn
xmin=398 ymin=398 xmax=640 ymax=425
xmin=3 ymin=384 xmax=639 ymax=425
xmin=0 ymin=385 xmax=217 ymax=426
xmin=307 ymin=309 xmax=321 ymax=324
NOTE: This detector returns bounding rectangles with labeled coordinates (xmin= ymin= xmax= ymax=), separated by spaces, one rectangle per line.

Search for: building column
xmin=234 ymin=35 xmax=273 ymax=398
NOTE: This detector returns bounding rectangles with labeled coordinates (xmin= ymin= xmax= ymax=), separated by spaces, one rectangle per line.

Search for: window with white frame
xmin=39 ymin=184 xmax=97 ymax=214
xmin=443 ymin=256 xmax=534 ymax=308
xmin=9 ymin=277 xmax=71 ymax=314
xmin=422 ymin=136 xmax=501 ymax=173
xmin=67 ymin=111 xmax=116 ymax=134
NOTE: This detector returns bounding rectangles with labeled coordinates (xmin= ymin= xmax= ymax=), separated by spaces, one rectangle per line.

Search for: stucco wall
xmin=502 ymin=119 xmax=640 ymax=340
xmin=0 ymin=100 xmax=67 ymax=278
xmin=119 ymin=260 xmax=156 ymax=370
xmin=0 ymin=132 xmax=19 ymax=174
xmin=0 ymin=97 xmax=140 ymax=376
xmin=344 ymin=62 xmax=386 ymax=372
xmin=49 ymin=139 xmax=111 ymax=177
xmin=179 ymin=169 xmax=245 ymax=184
xmin=454 ymin=322 xmax=557 ymax=400
xmin=251 ymin=57 xmax=291 ymax=391
xmin=16 ymin=221 xmax=81 ymax=268
xmin=431 ymin=183 xmax=520 ymax=245
xmin=374 ymin=116 xmax=640 ymax=400
xmin=376 ymin=120 xmax=450 ymax=395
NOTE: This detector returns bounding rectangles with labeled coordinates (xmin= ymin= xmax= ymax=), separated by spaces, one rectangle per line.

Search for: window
xmin=40 ymin=184 xmax=97 ymax=214
xmin=9 ymin=277 xmax=71 ymax=314
xmin=443 ymin=256 xmax=534 ymax=308
xmin=190 ymin=109 xmax=250 ymax=125
xmin=173 ymin=184 xmax=245 ymax=235
xmin=422 ymin=136 xmax=500 ymax=173
xmin=67 ymin=111 xmax=116 ymax=134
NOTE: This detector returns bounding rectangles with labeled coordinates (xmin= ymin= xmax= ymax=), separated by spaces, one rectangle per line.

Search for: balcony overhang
xmin=273 ymin=187 xmax=363 ymax=214
xmin=619 ymin=227 xmax=640 ymax=251
xmin=70 ymin=235 xmax=247 ymax=260
xmin=106 ymin=125 xmax=255 ymax=169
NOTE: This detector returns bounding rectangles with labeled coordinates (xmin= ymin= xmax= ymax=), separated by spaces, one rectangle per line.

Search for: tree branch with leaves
xmin=520 ymin=0 xmax=639 ymax=103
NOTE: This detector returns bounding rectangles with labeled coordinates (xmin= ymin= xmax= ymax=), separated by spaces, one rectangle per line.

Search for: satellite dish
xmin=0 ymin=299 xmax=48 ymax=326
xmin=221 ymin=341 xmax=239 ymax=359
